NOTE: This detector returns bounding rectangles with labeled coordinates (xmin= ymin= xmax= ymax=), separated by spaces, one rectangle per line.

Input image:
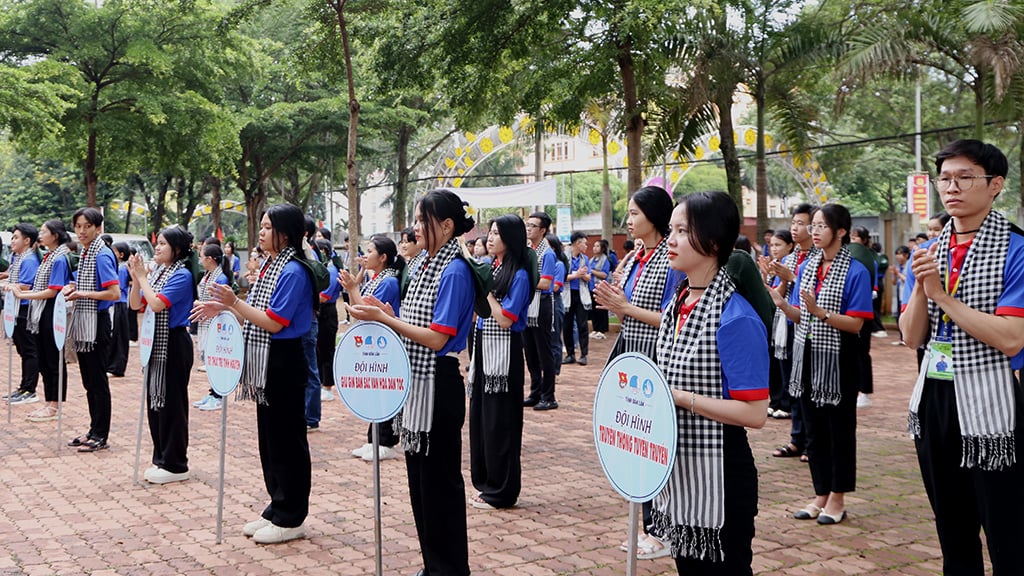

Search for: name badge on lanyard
xmin=927 ymin=243 xmax=965 ymax=382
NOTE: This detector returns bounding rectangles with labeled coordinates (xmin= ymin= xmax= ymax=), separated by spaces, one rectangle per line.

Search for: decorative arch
xmin=430 ymin=119 xmax=831 ymax=204
xmin=190 ymin=200 xmax=247 ymax=220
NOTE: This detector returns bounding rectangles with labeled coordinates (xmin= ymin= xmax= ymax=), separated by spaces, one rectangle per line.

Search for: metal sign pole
xmin=372 ymin=421 xmax=383 ymax=576
xmin=133 ymin=373 xmax=146 ymax=484
xmin=6 ymin=341 xmax=12 ymax=424
xmin=56 ymin=349 xmax=64 ymax=451
xmin=216 ymin=399 xmax=229 ymax=544
xmin=626 ymin=502 xmax=639 ymax=576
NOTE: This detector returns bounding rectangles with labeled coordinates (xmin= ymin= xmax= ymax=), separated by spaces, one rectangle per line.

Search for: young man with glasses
xmin=901 ymin=139 xmax=1024 ymax=574
xmin=523 ymin=213 xmax=559 ymax=411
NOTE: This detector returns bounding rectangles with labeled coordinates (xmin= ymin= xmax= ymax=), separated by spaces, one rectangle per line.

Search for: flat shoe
xmin=77 ymin=438 xmax=108 ymax=453
xmin=468 ymin=495 xmax=496 ymax=510
xmin=67 ymin=434 xmax=93 ymax=447
xmin=772 ymin=444 xmax=803 ymax=458
xmin=794 ymin=504 xmax=822 ymax=520
xmin=817 ymin=510 xmax=847 ymax=525
xmin=636 ymin=535 xmax=671 ymax=560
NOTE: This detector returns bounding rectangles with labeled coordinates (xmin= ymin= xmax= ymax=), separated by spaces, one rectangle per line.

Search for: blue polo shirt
xmin=477 ymin=267 xmax=532 ymax=333
xmin=553 ymin=260 xmax=566 ymax=294
xmin=15 ymin=252 xmax=40 ymax=307
xmin=117 ymin=263 xmax=130 ymax=303
xmin=152 ymin=268 xmax=194 ymax=329
xmin=589 ymin=254 xmax=610 ymax=291
xmin=45 ymin=251 xmax=71 ymax=292
xmin=624 ymin=259 xmax=685 ymax=312
xmin=77 ymin=245 xmax=119 ymax=312
xmin=538 ymin=248 xmax=556 ymax=295
xmin=789 ymin=257 xmax=873 ymax=319
xmin=262 ymin=260 xmax=313 ymax=339
xmin=320 ymin=262 xmax=341 ymax=304
xmin=424 ymin=258 xmax=475 ymax=356
xmin=568 ymin=253 xmax=588 ymax=291
xmin=719 ymin=294 xmax=770 ymax=400
xmin=370 ymin=273 xmax=400 ymax=317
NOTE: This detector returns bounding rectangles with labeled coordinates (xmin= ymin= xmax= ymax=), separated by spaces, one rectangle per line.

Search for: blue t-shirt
xmin=156 ymin=268 xmax=195 ymax=329
xmin=553 ymin=260 xmax=566 ymax=294
xmin=624 ymin=261 xmax=686 ymax=313
xmin=320 ymin=262 xmax=341 ymax=304
xmin=903 ymin=231 xmax=1024 ymax=369
xmin=538 ymin=248 xmax=557 ymax=295
xmin=589 ymin=254 xmax=610 ymax=291
xmin=231 ymin=255 xmax=241 ymax=275
xmin=568 ymin=253 xmax=588 ymax=291
xmin=262 ymin=260 xmax=313 ymax=339
xmin=372 ymin=274 xmax=401 ymax=317
xmin=15 ymin=252 xmax=40 ymax=307
xmin=46 ymin=252 xmax=71 ymax=293
xmin=117 ymin=263 xmax=130 ymax=303
xmin=79 ymin=245 xmax=119 ymax=312
xmin=789 ymin=257 xmax=873 ymax=320
xmin=426 ymin=258 xmax=475 ymax=356
xmin=718 ymin=294 xmax=770 ymax=400
xmin=477 ymin=267 xmax=532 ymax=333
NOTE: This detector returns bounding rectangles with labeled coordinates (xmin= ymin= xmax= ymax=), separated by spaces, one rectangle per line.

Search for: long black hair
xmin=264 ymin=204 xmax=306 ymax=254
xmin=202 ymin=243 xmax=232 ymax=281
xmin=546 ymin=233 xmax=569 ymax=272
xmin=111 ymin=242 xmax=131 ymax=263
xmin=679 ymin=191 xmax=740 ymax=267
xmin=632 ymin=185 xmax=673 ymax=237
xmin=417 ymin=189 xmax=475 ymax=251
xmin=159 ymin=225 xmax=194 ymax=264
xmin=368 ymin=235 xmax=406 ymax=273
xmin=489 ymin=215 xmax=529 ymax=299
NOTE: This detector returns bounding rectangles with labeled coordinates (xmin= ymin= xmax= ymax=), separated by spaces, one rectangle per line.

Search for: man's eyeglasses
xmin=808 ymin=224 xmax=831 ymax=232
xmin=932 ymin=174 xmax=993 ymax=192
xmin=525 ymin=222 xmax=540 ymax=229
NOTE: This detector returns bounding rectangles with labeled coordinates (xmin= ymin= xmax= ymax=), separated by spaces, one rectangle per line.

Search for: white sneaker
xmin=857 ymin=393 xmax=872 ymax=408
xmin=320 ymin=388 xmax=334 ymax=402
xmin=199 ymin=397 xmax=223 ymax=411
xmin=197 ymin=365 xmax=207 ymax=373
xmin=351 ymin=443 xmax=373 ymax=458
xmin=252 ymin=522 xmax=305 ymax=544
xmin=872 ymin=330 xmax=889 ymax=338
xmin=243 ymin=517 xmax=272 ymax=537
xmin=144 ymin=467 xmax=190 ymax=484
xmin=193 ymin=394 xmax=213 ymax=408
xmin=362 ymin=446 xmax=400 ymax=461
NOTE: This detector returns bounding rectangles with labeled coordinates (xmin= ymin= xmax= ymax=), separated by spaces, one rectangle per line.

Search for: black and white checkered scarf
xmin=771 ymin=250 xmax=817 ymax=360
xmin=610 ymin=238 xmax=671 ymax=361
xmin=788 ymin=246 xmax=852 ymax=406
xmin=361 ymin=267 xmax=399 ymax=301
xmin=527 ymin=238 xmax=551 ymax=327
xmin=143 ymin=260 xmax=187 ymax=410
xmin=397 ymin=237 xmax=462 ymax=454
xmin=908 ymin=211 xmax=1017 ymax=470
xmin=68 ymin=240 xmax=106 ymax=352
xmin=28 ymin=245 xmax=70 ymax=334
xmin=7 ymin=252 xmax=23 ymax=292
xmin=651 ymin=267 xmax=734 ymax=562
xmin=468 ymin=262 xmax=512 ymax=394
xmin=237 ymin=246 xmax=297 ymax=405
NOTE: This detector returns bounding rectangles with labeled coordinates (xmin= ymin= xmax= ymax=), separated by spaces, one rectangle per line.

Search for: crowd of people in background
xmin=2 ymin=138 xmax=1021 ymax=574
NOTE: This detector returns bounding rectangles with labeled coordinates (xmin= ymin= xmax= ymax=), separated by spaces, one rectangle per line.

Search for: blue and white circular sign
xmin=593 ymin=352 xmax=678 ymax=503
xmin=333 ymin=321 xmax=411 ymax=423
xmin=139 ymin=308 xmax=155 ymax=367
xmin=204 ymin=312 xmax=244 ymax=397
xmin=3 ymin=290 xmax=16 ymax=338
xmin=53 ymin=292 xmax=67 ymax=351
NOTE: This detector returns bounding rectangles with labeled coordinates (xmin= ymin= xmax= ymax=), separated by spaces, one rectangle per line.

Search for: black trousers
xmin=562 ymin=289 xmax=589 ymax=358
xmin=915 ymin=377 xmax=1024 ymax=576
xmin=257 ymin=338 xmax=311 ymax=528
xmin=147 ymin=328 xmax=192 ymax=473
xmin=523 ymin=294 xmax=555 ymax=402
xmin=674 ymin=425 xmax=758 ymax=576
xmin=316 ymin=303 xmax=338 ymax=388
xmin=106 ymin=302 xmax=130 ymax=377
xmin=590 ymin=307 xmax=609 ymax=333
xmin=470 ymin=331 xmax=524 ymax=508
xmin=128 ymin=307 xmax=138 ymax=341
xmin=13 ymin=306 xmax=39 ymax=394
xmin=856 ymin=322 xmax=873 ymax=394
xmin=799 ymin=336 xmax=858 ymax=495
xmin=406 ymin=356 xmax=470 ymax=576
xmin=36 ymin=300 xmax=66 ymax=402
xmin=78 ymin=312 xmax=112 ymax=440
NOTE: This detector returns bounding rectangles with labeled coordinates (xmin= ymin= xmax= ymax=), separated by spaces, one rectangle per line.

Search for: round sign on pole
xmin=139 ymin=308 xmax=155 ymax=367
xmin=592 ymin=352 xmax=678 ymax=503
xmin=204 ymin=312 xmax=244 ymax=397
xmin=333 ymin=321 xmax=411 ymax=423
xmin=3 ymin=290 xmax=16 ymax=338
xmin=53 ymin=292 xmax=67 ymax=351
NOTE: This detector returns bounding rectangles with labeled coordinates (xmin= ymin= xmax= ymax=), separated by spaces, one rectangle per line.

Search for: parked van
xmin=106 ymin=233 xmax=155 ymax=263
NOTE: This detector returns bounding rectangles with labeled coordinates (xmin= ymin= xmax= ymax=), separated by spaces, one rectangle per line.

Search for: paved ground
xmin=0 ymin=324 xmax=956 ymax=575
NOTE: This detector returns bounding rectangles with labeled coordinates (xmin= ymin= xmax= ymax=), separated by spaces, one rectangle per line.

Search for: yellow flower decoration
xmin=480 ymin=137 xmax=494 ymax=154
xmin=445 ymin=157 xmax=456 ymax=169
xmin=464 ymin=157 xmax=474 ymax=167
xmin=671 ymin=151 xmax=680 ymax=161
xmin=695 ymin=146 xmax=705 ymax=160
xmin=498 ymin=126 xmax=514 ymax=144
xmin=709 ymin=135 xmax=721 ymax=152
xmin=453 ymin=177 xmax=463 ymax=188
xmin=744 ymin=128 xmax=756 ymax=146
xmin=455 ymin=147 xmax=464 ymax=157
xmin=588 ymin=129 xmax=601 ymax=146
xmin=679 ymin=159 xmax=689 ymax=171
xmin=465 ymin=131 xmax=477 ymax=143
xmin=778 ymin=143 xmax=789 ymax=157
xmin=765 ymin=134 xmax=774 ymax=149
xmin=607 ymin=140 xmax=621 ymax=155
xmin=457 ymin=168 xmax=465 ymax=175
xmin=733 ymin=132 xmax=738 ymax=145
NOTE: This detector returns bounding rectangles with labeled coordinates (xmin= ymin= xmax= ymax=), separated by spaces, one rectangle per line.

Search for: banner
xmin=455 ymin=179 xmax=557 ymax=209
xmin=907 ymin=173 xmax=930 ymax=224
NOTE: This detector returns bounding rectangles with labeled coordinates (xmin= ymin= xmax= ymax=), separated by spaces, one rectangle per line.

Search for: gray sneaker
xmin=11 ymin=392 xmax=39 ymax=405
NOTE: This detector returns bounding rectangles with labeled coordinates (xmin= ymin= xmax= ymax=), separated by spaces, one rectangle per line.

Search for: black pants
xmin=590 ymin=307 xmax=609 ymax=333
xmin=562 ymin=289 xmax=589 ymax=358
xmin=13 ymin=306 xmax=39 ymax=394
xmin=257 ymin=338 xmax=311 ymax=528
xmin=856 ymin=322 xmax=873 ymax=394
xmin=674 ymin=425 xmax=757 ymax=576
xmin=147 ymin=328 xmax=192 ymax=473
xmin=523 ymin=294 xmax=555 ymax=403
xmin=782 ymin=329 xmax=805 ymax=450
xmin=128 ymin=307 xmax=138 ymax=341
xmin=78 ymin=313 xmax=112 ymax=440
xmin=470 ymin=331 xmax=524 ymax=508
xmin=915 ymin=377 xmax=1024 ymax=576
xmin=871 ymin=287 xmax=884 ymax=332
xmin=406 ymin=356 xmax=470 ymax=576
xmin=316 ymin=303 xmax=338 ymax=388
xmin=106 ymin=302 xmax=130 ymax=377
xmin=36 ymin=300 xmax=66 ymax=402
xmin=767 ymin=355 xmax=793 ymax=413
xmin=800 ymin=337 xmax=858 ymax=495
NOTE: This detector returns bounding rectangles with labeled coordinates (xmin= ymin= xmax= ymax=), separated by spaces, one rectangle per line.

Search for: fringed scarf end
xmin=961 ymin=434 xmax=1016 ymax=471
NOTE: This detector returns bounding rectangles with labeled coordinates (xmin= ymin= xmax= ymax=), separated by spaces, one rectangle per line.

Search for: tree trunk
xmin=125 ymin=176 xmax=140 ymax=233
xmin=755 ymin=74 xmax=768 ymax=237
xmin=616 ymin=36 xmax=643 ymax=196
xmin=86 ymin=127 xmax=99 ymax=208
xmin=716 ymin=88 xmax=742 ymax=207
xmin=395 ymin=123 xmax=412 ymax=231
xmin=333 ymin=0 xmax=360 ymax=271
xmin=534 ymin=120 xmax=543 ymax=213
xmin=974 ymin=71 xmax=985 ymax=140
xmin=601 ymin=131 xmax=613 ymax=241
xmin=151 ymin=176 xmax=170 ymax=238
xmin=209 ymin=176 xmax=222 ymax=238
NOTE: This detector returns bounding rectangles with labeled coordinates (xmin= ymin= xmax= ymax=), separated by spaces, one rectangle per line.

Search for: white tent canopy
xmin=454 ymin=179 xmax=556 ymax=209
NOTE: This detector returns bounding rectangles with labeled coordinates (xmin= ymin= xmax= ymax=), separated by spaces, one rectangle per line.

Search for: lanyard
xmin=941 ymin=235 xmax=972 ymax=331
xmin=631 ymin=248 xmax=655 ymax=293
xmin=672 ymin=291 xmax=700 ymax=344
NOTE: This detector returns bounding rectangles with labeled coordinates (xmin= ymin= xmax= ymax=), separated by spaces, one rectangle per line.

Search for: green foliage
xmin=0 ymin=147 xmax=87 ymax=227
